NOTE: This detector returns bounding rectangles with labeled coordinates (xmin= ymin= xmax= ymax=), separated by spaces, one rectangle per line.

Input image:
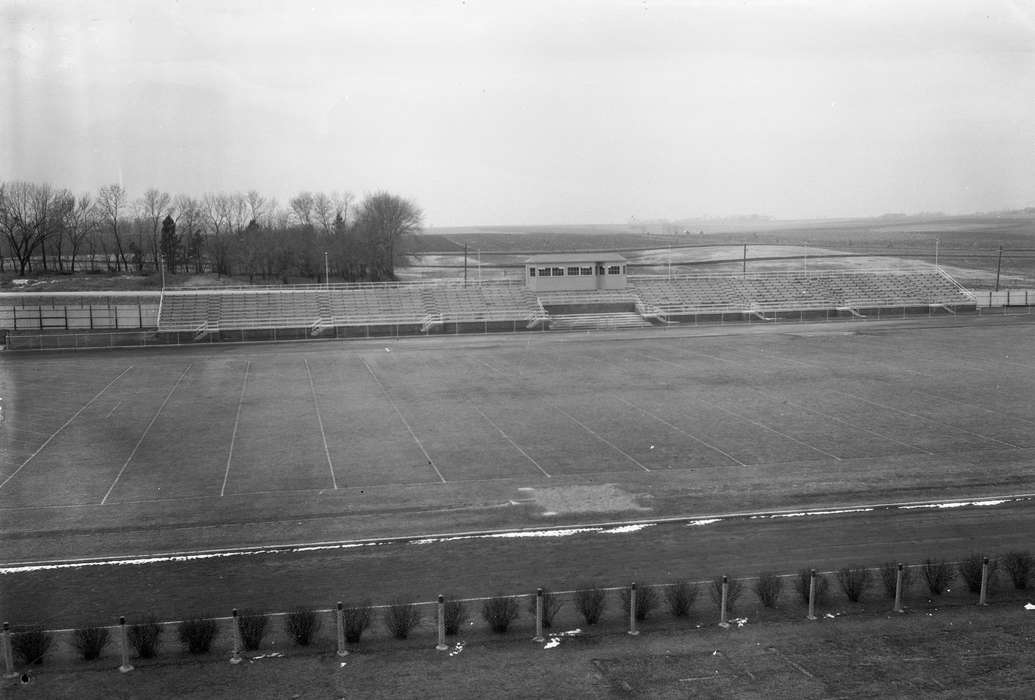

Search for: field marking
xmin=719 ymin=342 xmax=1035 ymax=430
xmin=615 ymin=396 xmax=747 ymax=467
xmin=551 ymin=406 xmax=651 ymax=472
xmin=100 ymin=365 xmax=192 ymax=506
xmin=220 ymin=360 xmax=251 ymax=497
xmin=642 ymin=352 xmax=844 ymax=461
xmin=105 ymin=401 xmax=123 ymax=418
xmin=305 ymin=359 xmax=339 ymax=490
xmin=362 ymin=358 xmax=446 ymax=484
xmin=829 ymin=388 xmax=1022 ymax=449
xmin=468 ymin=355 xmax=651 ymax=472
xmin=5 ymin=493 xmax=1032 ymax=572
xmin=468 ymin=402 xmax=552 ymax=477
xmin=0 ymin=366 xmax=134 ymax=493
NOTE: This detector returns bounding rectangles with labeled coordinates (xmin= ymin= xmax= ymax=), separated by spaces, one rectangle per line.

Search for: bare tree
xmin=96 ymin=183 xmax=129 ymax=271
xmin=289 ymin=191 xmax=315 ymax=228
xmin=174 ymin=194 xmax=204 ymax=274
xmin=64 ymin=193 xmax=99 ymax=272
xmin=0 ymin=181 xmax=56 ymax=275
xmin=137 ymin=188 xmax=172 ymax=271
xmin=354 ymin=192 xmax=423 ymax=281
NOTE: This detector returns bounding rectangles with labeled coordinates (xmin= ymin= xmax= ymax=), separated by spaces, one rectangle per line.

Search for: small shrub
xmin=922 ymin=559 xmax=954 ymax=595
xmin=128 ymin=617 xmax=163 ymax=659
xmin=837 ymin=567 xmax=872 ymax=603
xmin=753 ymin=572 xmax=783 ymax=608
xmin=1001 ymin=551 xmax=1033 ymax=590
xmin=237 ymin=610 xmax=268 ymax=651
xmin=342 ymin=603 xmax=373 ymax=644
xmin=574 ymin=586 xmax=607 ymax=625
xmin=709 ymin=576 xmax=744 ymax=614
xmin=960 ymin=553 xmax=998 ymax=593
xmin=620 ymin=585 xmax=660 ymax=621
xmin=482 ymin=596 xmax=520 ymax=634
xmin=879 ymin=562 xmax=912 ymax=599
xmin=443 ymin=599 xmax=467 ymax=636
xmin=526 ymin=590 xmax=563 ymax=629
xmin=12 ymin=627 xmax=52 ymax=665
xmin=384 ymin=600 xmax=421 ymax=640
xmin=794 ymin=569 xmax=830 ymax=605
xmin=73 ymin=626 xmax=111 ymax=661
xmin=665 ymin=581 xmax=699 ymax=618
xmin=285 ymin=607 xmax=321 ymax=646
xmin=178 ymin=617 xmax=218 ymax=655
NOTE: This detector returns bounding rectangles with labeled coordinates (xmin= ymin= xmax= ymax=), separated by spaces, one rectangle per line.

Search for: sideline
xmin=3 ymin=492 xmax=1031 ymax=573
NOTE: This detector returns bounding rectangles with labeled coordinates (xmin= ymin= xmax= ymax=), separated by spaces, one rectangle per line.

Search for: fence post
xmin=118 ymin=616 xmax=133 ymax=673
xmin=435 ymin=596 xmax=448 ymax=651
xmin=336 ymin=602 xmax=348 ymax=657
xmin=628 ymin=583 xmax=639 ymax=636
xmin=2 ymin=622 xmax=16 ymax=679
xmin=807 ymin=570 xmax=818 ymax=620
xmin=532 ymin=588 xmax=545 ymax=643
xmin=230 ymin=609 xmax=242 ymax=664
xmin=894 ymin=563 xmax=904 ymax=613
xmin=719 ymin=576 xmax=730 ymax=628
xmin=979 ymin=557 xmax=990 ymax=606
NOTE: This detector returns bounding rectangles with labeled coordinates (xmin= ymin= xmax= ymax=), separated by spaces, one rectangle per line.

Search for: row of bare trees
xmin=0 ymin=181 xmax=422 ymax=283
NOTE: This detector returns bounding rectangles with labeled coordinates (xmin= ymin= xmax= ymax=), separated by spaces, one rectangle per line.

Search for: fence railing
xmin=2 ymin=552 xmax=1025 ymax=672
xmin=972 ymin=289 xmax=1034 ymax=308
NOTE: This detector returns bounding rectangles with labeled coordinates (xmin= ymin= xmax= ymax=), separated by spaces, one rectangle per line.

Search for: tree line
xmin=0 ymin=181 xmax=423 ymax=283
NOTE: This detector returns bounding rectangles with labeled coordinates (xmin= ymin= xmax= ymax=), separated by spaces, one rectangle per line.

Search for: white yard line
xmin=468 ymin=402 xmax=551 ymax=477
xmin=220 ymin=360 xmax=251 ymax=497
xmin=100 ymin=365 xmax=191 ymax=505
xmin=105 ymin=401 xmax=123 ymax=418
xmin=832 ymin=388 xmax=1023 ymax=449
xmin=642 ymin=352 xmax=844 ymax=461
xmin=615 ymin=396 xmax=747 ymax=467
xmin=0 ymin=366 xmax=133 ymax=492
xmin=552 ymin=406 xmax=651 ymax=472
xmin=305 ymin=359 xmax=339 ymax=490
xmin=362 ymin=358 xmax=446 ymax=483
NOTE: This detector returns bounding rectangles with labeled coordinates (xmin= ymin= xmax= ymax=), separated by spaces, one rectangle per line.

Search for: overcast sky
xmin=2 ymin=0 xmax=1033 ymax=226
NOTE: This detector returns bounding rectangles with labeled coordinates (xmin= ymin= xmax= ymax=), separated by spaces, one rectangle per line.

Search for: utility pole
xmin=324 ymin=251 xmax=329 ymax=288
xmin=995 ymin=246 xmax=1003 ymax=291
xmin=464 ymin=242 xmax=468 ymax=287
xmin=742 ymin=244 xmax=747 ymax=275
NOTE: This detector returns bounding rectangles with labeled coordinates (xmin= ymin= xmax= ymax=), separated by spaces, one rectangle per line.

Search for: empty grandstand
xmin=0 ymin=264 xmax=979 ymax=349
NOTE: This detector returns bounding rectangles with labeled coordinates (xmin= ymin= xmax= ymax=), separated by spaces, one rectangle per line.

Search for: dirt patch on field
xmin=524 ymin=483 xmax=651 ymax=515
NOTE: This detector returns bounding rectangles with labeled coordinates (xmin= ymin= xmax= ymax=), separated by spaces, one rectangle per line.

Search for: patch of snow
xmin=602 ymin=524 xmax=653 ymax=534
xmin=688 ymin=518 xmax=721 ymax=527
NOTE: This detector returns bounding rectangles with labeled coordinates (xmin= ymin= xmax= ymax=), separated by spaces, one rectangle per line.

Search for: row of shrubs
xmin=8 ymin=550 xmax=1031 ymax=666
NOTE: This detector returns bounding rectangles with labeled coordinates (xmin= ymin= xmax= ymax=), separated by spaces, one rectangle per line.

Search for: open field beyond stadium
xmin=1 ymin=315 xmax=1034 ymax=627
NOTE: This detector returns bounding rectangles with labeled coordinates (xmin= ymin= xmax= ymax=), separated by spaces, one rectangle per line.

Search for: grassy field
xmin=4 ymin=317 xmax=1034 ymax=511
xmin=2 ymin=315 xmax=1034 ymax=630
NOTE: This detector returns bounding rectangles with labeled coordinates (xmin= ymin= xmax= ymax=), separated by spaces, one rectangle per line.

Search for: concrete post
xmin=807 ymin=570 xmax=818 ymax=620
xmin=436 ymin=596 xmax=448 ymax=651
xmin=230 ymin=609 xmax=242 ymax=664
xmin=336 ymin=602 xmax=349 ymax=657
xmin=532 ymin=589 xmax=545 ymax=643
xmin=2 ymin=622 xmax=17 ymax=679
xmin=719 ymin=576 xmax=730 ymax=628
xmin=979 ymin=557 xmax=990 ymax=606
xmin=894 ymin=563 xmax=905 ymax=613
xmin=628 ymin=583 xmax=639 ymax=636
xmin=118 ymin=617 xmax=133 ymax=673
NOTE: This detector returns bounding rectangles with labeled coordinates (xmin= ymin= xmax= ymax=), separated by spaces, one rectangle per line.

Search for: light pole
xmin=324 ymin=251 xmax=329 ymax=288
xmin=159 ymin=254 xmax=166 ymax=290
